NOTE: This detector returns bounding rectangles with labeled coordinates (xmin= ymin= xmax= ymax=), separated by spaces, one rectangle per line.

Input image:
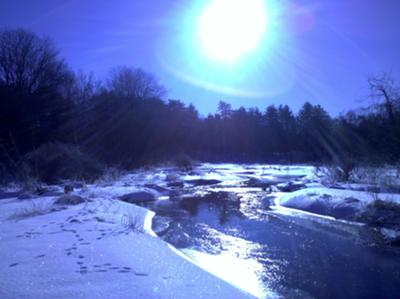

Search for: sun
xmin=197 ymin=0 xmax=269 ymax=63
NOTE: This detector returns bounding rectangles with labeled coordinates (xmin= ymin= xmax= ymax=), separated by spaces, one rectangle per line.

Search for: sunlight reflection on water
xmin=183 ymin=247 xmax=276 ymax=299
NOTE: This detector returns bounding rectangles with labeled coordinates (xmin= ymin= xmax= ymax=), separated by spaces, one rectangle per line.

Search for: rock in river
xmin=152 ymin=216 xmax=172 ymax=236
xmin=118 ymin=191 xmax=156 ymax=204
xmin=185 ymin=179 xmax=221 ymax=186
xmin=277 ymin=182 xmax=306 ymax=192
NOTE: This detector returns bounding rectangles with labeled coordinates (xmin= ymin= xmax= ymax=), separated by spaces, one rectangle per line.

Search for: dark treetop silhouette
xmin=0 ymin=29 xmax=399 ymax=177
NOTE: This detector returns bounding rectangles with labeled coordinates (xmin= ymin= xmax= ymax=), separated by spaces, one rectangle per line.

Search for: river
xmin=140 ymin=164 xmax=400 ymax=298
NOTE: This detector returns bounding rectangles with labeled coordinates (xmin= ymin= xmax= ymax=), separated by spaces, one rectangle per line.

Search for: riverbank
xmin=0 ymin=192 xmax=255 ymax=299
xmin=2 ymin=163 xmax=400 ymax=298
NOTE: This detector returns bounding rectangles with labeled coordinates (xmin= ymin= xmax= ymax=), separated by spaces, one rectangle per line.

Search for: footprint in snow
xmin=76 ymin=270 xmax=88 ymax=274
xmin=35 ymin=254 xmax=46 ymax=259
xmin=9 ymin=263 xmax=19 ymax=267
xmin=69 ymin=219 xmax=81 ymax=224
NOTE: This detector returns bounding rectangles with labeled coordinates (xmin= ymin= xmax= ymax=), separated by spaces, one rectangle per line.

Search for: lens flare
xmin=197 ymin=0 xmax=269 ymax=63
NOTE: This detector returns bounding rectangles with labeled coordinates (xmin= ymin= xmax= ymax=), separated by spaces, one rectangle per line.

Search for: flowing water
xmin=140 ymin=164 xmax=400 ymax=298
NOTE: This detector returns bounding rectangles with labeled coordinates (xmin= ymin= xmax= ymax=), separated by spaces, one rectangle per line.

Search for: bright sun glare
xmin=197 ymin=0 xmax=269 ymax=63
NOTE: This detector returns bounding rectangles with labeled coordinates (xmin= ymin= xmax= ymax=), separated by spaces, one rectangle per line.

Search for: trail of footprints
xmin=74 ymin=260 xmax=149 ymax=276
xmin=10 ymin=209 xmax=148 ymax=277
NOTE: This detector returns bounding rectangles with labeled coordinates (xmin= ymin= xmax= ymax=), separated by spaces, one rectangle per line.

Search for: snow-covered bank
xmin=0 ymin=195 xmax=255 ymax=299
xmin=278 ymin=187 xmax=400 ymax=244
xmin=279 ymin=187 xmax=400 ymax=217
xmin=2 ymin=162 xmax=399 ymax=298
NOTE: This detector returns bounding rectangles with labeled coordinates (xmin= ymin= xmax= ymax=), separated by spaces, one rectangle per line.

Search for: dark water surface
xmin=144 ymin=166 xmax=400 ymax=298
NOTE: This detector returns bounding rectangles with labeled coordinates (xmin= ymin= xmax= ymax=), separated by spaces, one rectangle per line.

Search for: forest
xmin=1 ymin=28 xmax=399 ymax=183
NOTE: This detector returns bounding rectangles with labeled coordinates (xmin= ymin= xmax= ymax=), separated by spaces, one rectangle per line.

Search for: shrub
xmin=54 ymin=194 xmax=85 ymax=205
xmin=121 ymin=212 xmax=144 ymax=233
xmin=0 ymin=144 xmax=40 ymax=190
xmin=317 ymin=158 xmax=357 ymax=184
xmin=27 ymin=142 xmax=104 ymax=184
xmin=95 ymin=167 xmax=124 ymax=185
xmin=172 ymin=153 xmax=194 ymax=172
xmin=358 ymin=199 xmax=400 ymax=229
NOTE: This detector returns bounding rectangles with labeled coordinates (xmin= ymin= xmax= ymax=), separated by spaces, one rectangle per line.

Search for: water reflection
xmin=183 ymin=248 xmax=273 ymax=299
xmin=179 ymin=192 xmax=242 ymax=225
xmin=174 ymin=193 xmax=280 ymax=298
xmin=144 ymin=164 xmax=400 ymax=298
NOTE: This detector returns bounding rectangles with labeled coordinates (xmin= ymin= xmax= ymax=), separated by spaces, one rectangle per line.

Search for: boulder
xmin=262 ymin=196 xmax=275 ymax=210
xmin=64 ymin=184 xmax=74 ymax=194
xmin=118 ymin=191 xmax=156 ymax=204
xmin=144 ymin=184 xmax=169 ymax=193
xmin=330 ymin=203 xmax=358 ymax=219
xmin=245 ymin=177 xmax=284 ymax=189
xmin=185 ymin=179 xmax=221 ymax=186
xmin=168 ymin=190 xmax=181 ymax=201
xmin=277 ymin=182 xmax=306 ymax=192
xmin=152 ymin=216 xmax=172 ymax=236
xmin=167 ymin=181 xmax=184 ymax=188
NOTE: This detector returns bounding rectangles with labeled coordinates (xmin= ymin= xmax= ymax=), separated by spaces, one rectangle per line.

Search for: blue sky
xmin=1 ymin=0 xmax=399 ymax=116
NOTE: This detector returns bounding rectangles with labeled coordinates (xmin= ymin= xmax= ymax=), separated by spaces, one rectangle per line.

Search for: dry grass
xmin=12 ymin=200 xmax=52 ymax=219
xmin=121 ymin=211 xmax=144 ymax=233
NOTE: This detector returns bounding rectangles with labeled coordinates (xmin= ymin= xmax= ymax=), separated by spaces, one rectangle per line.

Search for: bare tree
xmin=368 ymin=74 xmax=400 ymax=126
xmin=0 ymin=28 xmax=70 ymax=94
xmin=107 ymin=66 xmax=166 ymax=99
xmin=64 ymin=71 xmax=103 ymax=105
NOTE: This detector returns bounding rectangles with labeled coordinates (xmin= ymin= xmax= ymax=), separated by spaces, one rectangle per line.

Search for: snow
xmin=2 ymin=163 xmax=397 ymax=298
xmin=278 ymin=186 xmax=400 ymax=220
xmin=0 ymin=195 xmax=255 ymax=299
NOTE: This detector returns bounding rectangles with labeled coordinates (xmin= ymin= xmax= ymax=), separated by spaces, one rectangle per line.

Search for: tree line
xmin=1 ymin=28 xmax=399 ymax=172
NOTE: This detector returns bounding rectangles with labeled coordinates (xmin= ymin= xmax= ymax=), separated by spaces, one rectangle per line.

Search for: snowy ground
xmin=0 ymin=193 xmax=255 ymax=299
xmin=1 ymin=163 xmax=399 ymax=298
